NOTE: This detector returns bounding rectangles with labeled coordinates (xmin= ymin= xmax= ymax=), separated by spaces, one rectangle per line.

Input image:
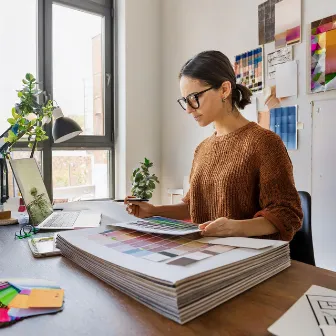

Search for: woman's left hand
xmin=199 ymin=217 xmax=240 ymax=237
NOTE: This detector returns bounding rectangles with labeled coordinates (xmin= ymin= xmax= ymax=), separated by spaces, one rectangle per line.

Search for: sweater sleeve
xmin=182 ymin=144 xmax=201 ymax=205
xmin=253 ymin=133 xmax=303 ymax=241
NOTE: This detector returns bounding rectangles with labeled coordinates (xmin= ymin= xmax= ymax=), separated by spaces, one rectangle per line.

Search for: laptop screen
xmin=9 ymin=158 xmax=53 ymax=225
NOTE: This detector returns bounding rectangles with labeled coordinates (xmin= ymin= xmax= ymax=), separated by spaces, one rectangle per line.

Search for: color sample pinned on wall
xmin=311 ymin=15 xmax=336 ymax=93
xmin=258 ymin=0 xmax=282 ymax=45
xmin=274 ymin=0 xmax=301 ymax=49
xmin=270 ymin=106 xmax=297 ymax=150
xmin=234 ymin=47 xmax=263 ymax=93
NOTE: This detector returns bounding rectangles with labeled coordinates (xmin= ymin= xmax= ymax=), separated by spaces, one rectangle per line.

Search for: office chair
xmin=289 ymin=191 xmax=315 ymax=266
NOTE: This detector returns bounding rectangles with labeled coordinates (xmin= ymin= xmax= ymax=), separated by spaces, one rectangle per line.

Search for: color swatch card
xmin=88 ymin=227 xmax=235 ymax=267
xmin=0 ymin=279 xmax=64 ymax=328
xmin=110 ymin=216 xmax=201 ymax=235
xmin=234 ymin=47 xmax=263 ymax=93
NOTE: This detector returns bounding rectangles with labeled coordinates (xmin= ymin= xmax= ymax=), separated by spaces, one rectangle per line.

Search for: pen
xmin=113 ymin=198 xmax=149 ymax=202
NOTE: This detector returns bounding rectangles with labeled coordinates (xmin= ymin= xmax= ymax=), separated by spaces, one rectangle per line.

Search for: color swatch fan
xmin=0 ymin=279 xmax=64 ymax=328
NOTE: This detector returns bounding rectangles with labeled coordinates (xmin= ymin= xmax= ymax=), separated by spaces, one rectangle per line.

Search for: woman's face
xmin=179 ymin=76 xmax=229 ymax=127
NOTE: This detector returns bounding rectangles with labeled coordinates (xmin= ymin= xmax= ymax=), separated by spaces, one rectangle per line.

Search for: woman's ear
xmin=220 ymin=81 xmax=232 ymax=100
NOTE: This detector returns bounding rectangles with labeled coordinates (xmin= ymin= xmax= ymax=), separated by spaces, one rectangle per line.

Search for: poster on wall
xmin=234 ymin=47 xmax=263 ymax=93
xmin=270 ymin=106 xmax=297 ymax=150
xmin=258 ymin=0 xmax=282 ymax=45
xmin=274 ymin=0 xmax=301 ymax=49
xmin=311 ymin=15 xmax=336 ymax=93
xmin=267 ymin=46 xmax=293 ymax=79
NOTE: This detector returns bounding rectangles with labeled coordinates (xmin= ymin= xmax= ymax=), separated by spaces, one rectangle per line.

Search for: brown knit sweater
xmin=182 ymin=122 xmax=303 ymax=241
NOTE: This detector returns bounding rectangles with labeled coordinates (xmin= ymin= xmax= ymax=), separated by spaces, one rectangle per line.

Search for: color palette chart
xmin=311 ymin=14 xmax=336 ymax=93
xmin=234 ymin=47 xmax=263 ymax=93
xmin=112 ymin=216 xmax=201 ymax=235
xmin=88 ymin=228 xmax=235 ymax=266
xmin=0 ymin=280 xmax=64 ymax=328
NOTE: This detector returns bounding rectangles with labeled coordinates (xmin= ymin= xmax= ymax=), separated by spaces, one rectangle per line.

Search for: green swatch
xmin=0 ymin=287 xmax=19 ymax=306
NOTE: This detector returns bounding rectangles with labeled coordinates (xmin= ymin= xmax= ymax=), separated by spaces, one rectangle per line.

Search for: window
xmin=1 ymin=0 xmax=114 ymax=202
xmin=0 ymin=0 xmax=37 ymax=135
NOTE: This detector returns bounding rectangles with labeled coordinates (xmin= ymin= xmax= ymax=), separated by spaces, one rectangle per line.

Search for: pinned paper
xmin=320 ymin=325 xmax=336 ymax=336
xmin=197 ymin=237 xmax=274 ymax=249
xmin=27 ymin=289 xmax=64 ymax=308
xmin=276 ymin=60 xmax=298 ymax=98
xmin=8 ymin=294 xmax=29 ymax=309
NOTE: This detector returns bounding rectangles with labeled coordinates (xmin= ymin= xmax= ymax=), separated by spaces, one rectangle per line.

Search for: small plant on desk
xmin=131 ymin=158 xmax=159 ymax=200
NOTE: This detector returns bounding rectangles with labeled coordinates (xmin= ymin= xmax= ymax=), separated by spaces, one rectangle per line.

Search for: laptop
xmin=9 ymin=158 xmax=101 ymax=230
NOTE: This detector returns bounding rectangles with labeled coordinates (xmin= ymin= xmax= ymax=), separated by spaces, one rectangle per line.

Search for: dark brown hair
xmin=179 ymin=50 xmax=252 ymax=110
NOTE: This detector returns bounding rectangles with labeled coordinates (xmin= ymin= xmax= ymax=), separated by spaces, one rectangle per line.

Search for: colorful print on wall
xmin=311 ymin=15 xmax=336 ymax=93
xmin=258 ymin=0 xmax=282 ymax=45
xmin=234 ymin=47 xmax=263 ymax=93
xmin=274 ymin=0 xmax=301 ymax=49
xmin=270 ymin=106 xmax=297 ymax=150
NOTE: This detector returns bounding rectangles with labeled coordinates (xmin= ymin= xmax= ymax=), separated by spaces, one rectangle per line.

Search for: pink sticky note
xmin=0 ymin=308 xmax=11 ymax=323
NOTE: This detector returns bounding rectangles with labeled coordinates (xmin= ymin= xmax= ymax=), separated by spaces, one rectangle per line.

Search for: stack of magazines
xmin=56 ymin=223 xmax=290 ymax=324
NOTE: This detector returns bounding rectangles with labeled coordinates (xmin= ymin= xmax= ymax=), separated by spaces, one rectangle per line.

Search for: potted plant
xmin=131 ymin=158 xmax=159 ymax=200
xmin=1 ymin=73 xmax=54 ymax=158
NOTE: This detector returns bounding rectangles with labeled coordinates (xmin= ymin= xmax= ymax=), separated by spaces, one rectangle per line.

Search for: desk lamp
xmin=0 ymin=108 xmax=83 ymax=203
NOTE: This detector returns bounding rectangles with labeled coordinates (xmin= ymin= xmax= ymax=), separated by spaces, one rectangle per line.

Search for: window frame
xmin=10 ymin=0 xmax=115 ymax=201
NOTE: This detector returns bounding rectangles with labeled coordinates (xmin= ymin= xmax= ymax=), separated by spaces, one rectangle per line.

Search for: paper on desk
xmin=320 ymin=326 xmax=336 ymax=336
xmin=275 ymin=60 xmax=298 ymax=98
xmin=197 ymin=237 xmax=275 ymax=249
xmin=268 ymin=285 xmax=336 ymax=336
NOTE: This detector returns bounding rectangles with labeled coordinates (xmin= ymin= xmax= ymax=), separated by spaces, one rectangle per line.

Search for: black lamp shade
xmin=52 ymin=117 xmax=82 ymax=143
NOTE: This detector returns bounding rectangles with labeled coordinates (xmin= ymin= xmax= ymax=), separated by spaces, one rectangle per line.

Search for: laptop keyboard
xmin=40 ymin=212 xmax=80 ymax=228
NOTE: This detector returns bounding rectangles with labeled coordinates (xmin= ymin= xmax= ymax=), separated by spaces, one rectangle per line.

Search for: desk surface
xmin=1 ymin=225 xmax=336 ymax=336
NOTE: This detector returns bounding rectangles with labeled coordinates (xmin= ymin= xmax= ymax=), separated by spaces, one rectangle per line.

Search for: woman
xmin=125 ymin=50 xmax=303 ymax=241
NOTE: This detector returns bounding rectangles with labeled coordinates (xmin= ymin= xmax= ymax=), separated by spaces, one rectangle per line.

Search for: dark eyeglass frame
xmin=177 ymin=87 xmax=213 ymax=110
xmin=15 ymin=224 xmax=39 ymax=239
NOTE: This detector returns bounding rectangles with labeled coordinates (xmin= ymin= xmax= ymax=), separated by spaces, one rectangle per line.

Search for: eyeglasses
xmin=177 ymin=87 xmax=213 ymax=110
xmin=15 ymin=225 xmax=39 ymax=239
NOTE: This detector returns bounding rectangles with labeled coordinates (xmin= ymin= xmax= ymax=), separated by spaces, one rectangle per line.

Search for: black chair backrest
xmin=289 ymin=191 xmax=315 ymax=266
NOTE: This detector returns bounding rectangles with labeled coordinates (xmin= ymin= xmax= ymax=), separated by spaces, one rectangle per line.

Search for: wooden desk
xmin=1 ymin=225 xmax=336 ymax=336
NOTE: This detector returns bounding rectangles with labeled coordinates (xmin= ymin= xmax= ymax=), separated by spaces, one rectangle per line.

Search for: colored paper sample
xmin=311 ymin=15 xmax=336 ymax=93
xmin=275 ymin=0 xmax=301 ymax=48
xmin=258 ymin=0 xmax=282 ymax=45
xmin=8 ymin=294 xmax=29 ymax=309
xmin=91 ymin=227 xmax=235 ymax=267
xmin=28 ymin=289 xmax=64 ymax=308
xmin=275 ymin=60 xmax=298 ymax=98
xmin=234 ymin=47 xmax=263 ymax=93
xmin=267 ymin=46 xmax=293 ymax=79
xmin=0 ymin=279 xmax=64 ymax=328
xmin=270 ymin=106 xmax=298 ymax=150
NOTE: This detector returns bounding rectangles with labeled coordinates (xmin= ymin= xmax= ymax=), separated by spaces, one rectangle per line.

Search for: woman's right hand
xmin=124 ymin=196 xmax=157 ymax=218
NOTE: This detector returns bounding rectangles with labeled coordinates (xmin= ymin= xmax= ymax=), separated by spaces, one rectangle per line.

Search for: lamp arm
xmin=30 ymin=139 xmax=37 ymax=158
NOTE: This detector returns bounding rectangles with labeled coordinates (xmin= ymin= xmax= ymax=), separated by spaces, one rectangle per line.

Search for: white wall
xmin=115 ymin=0 xmax=162 ymax=203
xmin=160 ymin=0 xmax=336 ymax=204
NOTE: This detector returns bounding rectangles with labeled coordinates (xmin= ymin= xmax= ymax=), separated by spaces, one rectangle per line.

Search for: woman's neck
xmin=214 ymin=109 xmax=250 ymax=137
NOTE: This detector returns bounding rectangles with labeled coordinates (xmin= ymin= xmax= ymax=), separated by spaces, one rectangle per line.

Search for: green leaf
xmin=135 ymin=173 xmax=143 ymax=183
xmin=148 ymin=181 xmax=155 ymax=190
xmin=22 ymin=79 xmax=29 ymax=85
xmin=7 ymin=118 xmax=16 ymax=125
xmin=17 ymin=91 xmax=23 ymax=98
